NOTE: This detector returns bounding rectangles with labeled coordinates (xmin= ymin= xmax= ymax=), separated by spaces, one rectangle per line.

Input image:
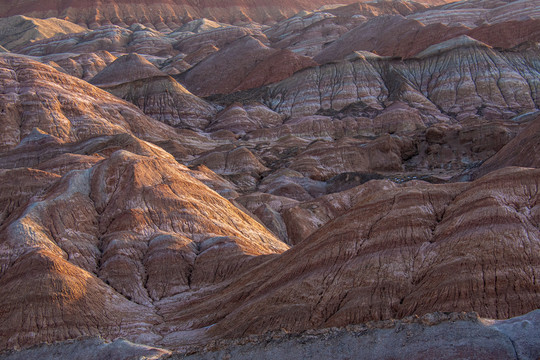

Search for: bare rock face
xmin=0 ymin=150 xmax=288 ymax=349
xmin=237 ymin=192 xmax=300 ymax=243
xmin=0 ymin=15 xmax=86 ymax=50
xmin=0 ymin=168 xmax=60 ymax=226
xmin=0 ymin=248 xmax=162 ymax=349
xmin=174 ymin=18 xmax=231 ymax=33
xmin=466 ymin=19 xmax=540 ymax=49
xmin=159 ymin=167 xmax=539 ymax=343
xmin=474 ymin=113 xmax=540 ymax=178
xmin=16 ymin=23 xmax=176 ymax=57
xmin=262 ymin=0 xmax=435 ymax=59
xmin=41 ymin=51 xmax=117 ymax=81
xmin=264 ymin=12 xmax=350 ymax=57
xmin=17 ymin=25 xmax=133 ymax=56
xmin=190 ymin=146 xmax=269 ymax=191
xmin=178 ymin=36 xmax=316 ymax=96
xmin=206 ymin=102 xmax=282 ymax=134
xmin=107 ymin=76 xmax=216 ymax=129
xmin=0 ymin=0 xmax=367 ymax=27
xmin=262 ymin=40 xmax=539 ymax=121
xmin=90 ymin=54 xmax=216 ymax=129
xmin=176 ymin=311 xmax=540 ymax=360
xmin=409 ymin=0 xmax=540 ymax=26
xmin=281 ymin=179 xmax=397 ymax=244
xmin=182 ymin=44 xmax=219 ymax=65
xmin=0 ymin=54 xmax=176 ymax=151
xmin=287 ymin=135 xmax=411 ymax=180
xmin=1 ymin=338 xmax=170 ymax=360
xmin=4 ymin=310 xmax=539 ymax=360
xmin=0 ymin=0 xmax=539 ymax=355
xmin=0 ymin=132 xmax=173 ymax=174
xmin=173 ymin=26 xmax=265 ymax=55
xmin=315 ymin=0 xmax=540 ymax=64
xmin=90 ymin=53 xmax=168 ymax=87
xmin=314 ymin=15 xmax=469 ymax=62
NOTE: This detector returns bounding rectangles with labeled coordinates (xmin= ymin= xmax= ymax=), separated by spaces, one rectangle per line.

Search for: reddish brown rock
xmin=265 ymin=12 xmax=350 ymax=57
xmin=41 ymin=51 xmax=117 ymax=80
xmin=257 ymin=168 xmax=326 ymax=201
xmin=263 ymin=39 xmax=539 ymax=120
xmin=188 ymin=164 xmax=240 ymax=199
xmin=282 ymin=179 xmax=397 ymax=244
xmin=0 ymin=54 xmax=176 ymax=151
xmin=409 ymin=0 xmax=540 ymax=26
xmin=0 ymin=15 xmax=86 ymax=51
xmin=127 ymin=24 xmax=175 ymax=56
xmin=17 ymin=25 xmax=133 ymax=56
xmin=314 ymin=15 xmax=469 ymax=63
xmin=177 ymin=36 xmax=316 ymax=96
xmin=0 ymin=168 xmax=60 ymax=226
xmin=237 ymin=192 xmax=299 ymax=243
xmin=206 ymin=102 xmax=282 ymax=134
xmin=173 ymin=26 xmax=265 ymax=55
xmin=0 ymin=248 xmax=161 ymax=349
xmin=0 ymin=132 xmax=174 ymax=174
xmin=467 ymin=19 xmax=540 ymax=49
xmin=0 ymin=0 xmax=366 ymax=27
xmin=160 ymin=54 xmax=192 ymax=75
xmin=0 ymin=149 xmax=288 ymax=349
xmin=160 ymin=167 xmax=539 ymax=344
xmin=192 ymin=147 xmax=268 ymax=175
xmin=288 ymin=135 xmax=410 ymax=180
xmin=90 ymin=53 xmax=168 ymax=87
xmin=90 ymin=54 xmax=216 ymax=129
xmin=475 ymin=113 xmax=540 ymax=178
xmin=326 ymin=0 xmax=430 ymax=18
xmin=182 ymin=44 xmax=219 ymax=65
xmin=0 ymin=0 xmax=539 ymax=354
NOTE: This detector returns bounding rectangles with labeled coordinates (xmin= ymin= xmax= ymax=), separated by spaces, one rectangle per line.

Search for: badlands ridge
xmin=0 ymin=0 xmax=539 ymax=358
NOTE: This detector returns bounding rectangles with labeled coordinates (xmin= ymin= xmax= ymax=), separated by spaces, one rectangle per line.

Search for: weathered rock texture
xmin=259 ymin=39 xmax=540 ymax=121
xmin=17 ymin=25 xmax=172 ymax=57
xmin=0 ymin=150 xmax=287 ymax=349
xmin=4 ymin=311 xmax=539 ymax=360
xmin=0 ymin=15 xmax=86 ymax=50
xmin=41 ymin=51 xmax=117 ymax=81
xmin=1 ymin=338 xmax=170 ymax=360
xmin=177 ymin=36 xmax=316 ymax=96
xmin=151 ymin=167 xmax=539 ymax=344
xmin=0 ymin=54 xmax=176 ymax=151
xmin=0 ymin=0 xmax=454 ymax=28
xmin=0 ymin=0 xmax=539 ymax=356
xmin=474 ymin=112 xmax=540 ymax=178
xmin=176 ymin=311 xmax=540 ymax=360
xmin=90 ymin=54 xmax=216 ymax=129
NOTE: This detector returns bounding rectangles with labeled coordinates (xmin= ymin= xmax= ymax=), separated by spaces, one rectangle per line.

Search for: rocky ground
xmin=0 ymin=0 xmax=539 ymax=358
xmin=3 ymin=310 xmax=539 ymax=359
